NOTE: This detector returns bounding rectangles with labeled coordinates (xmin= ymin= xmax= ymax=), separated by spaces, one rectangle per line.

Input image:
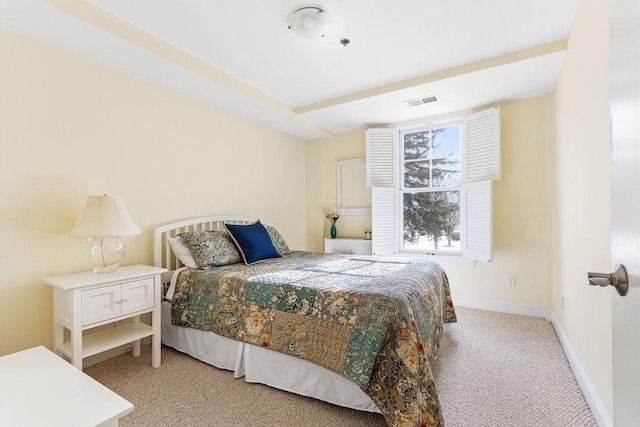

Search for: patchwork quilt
xmin=171 ymin=251 xmax=456 ymax=427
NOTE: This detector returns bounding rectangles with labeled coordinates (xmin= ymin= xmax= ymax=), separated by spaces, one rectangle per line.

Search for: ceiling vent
xmin=405 ymin=95 xmax=439 ymax=107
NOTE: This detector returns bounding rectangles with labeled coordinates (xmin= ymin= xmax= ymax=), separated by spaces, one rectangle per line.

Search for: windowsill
xmin=392 ymin=251 xmax=476 ymax=266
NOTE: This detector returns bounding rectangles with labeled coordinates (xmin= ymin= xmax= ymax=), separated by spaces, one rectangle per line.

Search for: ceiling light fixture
xmin=287 ymin=5 xmax=332 ymax=39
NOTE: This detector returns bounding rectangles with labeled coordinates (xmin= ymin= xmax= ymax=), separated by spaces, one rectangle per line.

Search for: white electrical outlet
xmin=506 ymin=276 xmax=516 ymax=287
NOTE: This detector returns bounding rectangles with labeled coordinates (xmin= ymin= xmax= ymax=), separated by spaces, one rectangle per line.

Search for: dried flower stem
xmin=326 ymin=212 xmax=340 ymax=224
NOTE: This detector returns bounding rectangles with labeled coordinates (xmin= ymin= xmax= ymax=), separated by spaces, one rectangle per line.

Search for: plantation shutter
xmin=461 ymin=181 xmax=493 ymax=261
xmin=366 ymin=128 xmax=397 ymax=188
xmin=461 ymin=107 xmax=500 ymax=261
xmin=462 ymin=107 xmax=501 ymax=182
xmin=366 ymin=129 xmax=399 ymax=255
xmin=371 ymin=188 xmax=399 ymax=255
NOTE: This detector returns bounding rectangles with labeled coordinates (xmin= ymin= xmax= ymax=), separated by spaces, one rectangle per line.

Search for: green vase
xmin=330 ymin=224 xmax=337 ymax=238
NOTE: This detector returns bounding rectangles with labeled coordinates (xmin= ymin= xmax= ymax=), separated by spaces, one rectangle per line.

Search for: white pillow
xmin=165 ymin=267 xmax=188 ymax=302
xmin=167 ymin=236 xmax=198 ymax=268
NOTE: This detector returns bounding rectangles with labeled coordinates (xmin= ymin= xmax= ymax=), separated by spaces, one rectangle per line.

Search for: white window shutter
xmin=371 ymin=187 xmax=399 ymax=255
xmin=462 ymin=107 xmax=501 ymax=183
xmin=461 ymin=180 xmax=492 ymax=261
xmin=366 ymin=128 xmax=397 ymax=188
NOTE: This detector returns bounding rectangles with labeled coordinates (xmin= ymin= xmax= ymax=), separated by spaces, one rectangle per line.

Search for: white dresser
xmin=324 ymin=237 xmax=372 ymax=255
xmin=0 ymin=346 xmax=134 ymax=426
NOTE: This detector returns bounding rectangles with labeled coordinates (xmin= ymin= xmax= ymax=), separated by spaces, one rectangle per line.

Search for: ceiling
xmin=0 ymin=0 xmax=579 ymax=139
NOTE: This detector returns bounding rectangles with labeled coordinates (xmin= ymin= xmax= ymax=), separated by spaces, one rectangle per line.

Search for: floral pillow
xmin=264 ymin=224 xmax=290 ymax=255
xmin=179 ymin=230 xmax=242 ymax=268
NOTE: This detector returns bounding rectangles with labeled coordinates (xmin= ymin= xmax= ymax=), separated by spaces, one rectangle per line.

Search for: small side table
xmin=324 ymin=237 xmax=373 ymax=255
xmin=43 ymin=264 xmax=167 ymax=370
xmin=0 ymin=346 xmax=134 ymax=427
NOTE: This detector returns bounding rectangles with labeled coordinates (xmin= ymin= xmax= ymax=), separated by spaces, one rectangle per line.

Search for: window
xmin=366 ymin=107 xmax=500 ymax=261
xmin=401 ymin=124 xmax=461 ymax=253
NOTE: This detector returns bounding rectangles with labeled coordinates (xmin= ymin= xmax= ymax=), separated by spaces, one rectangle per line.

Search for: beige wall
xmin=553 ymin=0 xmax=613 ymax=417
xmin=305 ymin=129 xmax=371 ymax=252
xmin=0 ymin=29 xmax=306 ymax=356
xmin=306 ymin=97 xmax=553 ymax=308
xmin=447 ymin=97 xmax=553 ymax=307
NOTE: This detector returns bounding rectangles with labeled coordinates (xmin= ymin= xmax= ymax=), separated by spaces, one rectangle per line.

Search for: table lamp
xmin=70 ymin=195 xmax=142 ymax=273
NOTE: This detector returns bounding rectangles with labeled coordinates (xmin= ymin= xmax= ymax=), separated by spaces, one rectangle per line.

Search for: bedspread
xmin=171 ymin=251 xmax=456 ymax=427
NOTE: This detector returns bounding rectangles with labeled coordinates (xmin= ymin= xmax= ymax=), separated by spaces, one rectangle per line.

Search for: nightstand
xmin=324 ymin=238 xmax=372 ymax=255
xmin=43 ymin=264 xmax=167 ymax=370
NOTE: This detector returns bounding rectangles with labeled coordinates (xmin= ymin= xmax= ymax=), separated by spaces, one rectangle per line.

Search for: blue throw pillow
xmin=224 ymin=220 xmax=282 ymax=265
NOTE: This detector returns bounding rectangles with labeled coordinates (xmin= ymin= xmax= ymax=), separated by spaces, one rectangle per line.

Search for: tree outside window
xmin=401 ymin=125 xmax=461 ymax=252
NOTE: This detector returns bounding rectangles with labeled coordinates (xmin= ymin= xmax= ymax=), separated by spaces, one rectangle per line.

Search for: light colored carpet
xmin=85 ymin=307 xmax=598 ymax=426
xmin=432 ymin=308 xmax=598 ymax=427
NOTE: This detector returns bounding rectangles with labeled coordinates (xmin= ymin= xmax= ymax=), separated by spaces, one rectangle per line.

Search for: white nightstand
xmin=324 ymin=237 xmax=372 ymax=255
xmin=43 ymin=264 xmax=167 ymax=370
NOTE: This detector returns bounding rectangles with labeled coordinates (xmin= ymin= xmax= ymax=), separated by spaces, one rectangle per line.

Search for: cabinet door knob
xmin=587 ymin=264 xmax=628 ymax=296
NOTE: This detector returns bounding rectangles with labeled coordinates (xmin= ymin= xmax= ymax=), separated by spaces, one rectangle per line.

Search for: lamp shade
xmin=287 ymin=5 xmax=331 ymax=39
xmin=70 ymin=195 xmax=142 ymax=237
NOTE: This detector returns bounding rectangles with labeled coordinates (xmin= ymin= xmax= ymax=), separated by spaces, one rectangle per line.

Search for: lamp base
xmin=86 ymin=237 xmax=127 ymax=274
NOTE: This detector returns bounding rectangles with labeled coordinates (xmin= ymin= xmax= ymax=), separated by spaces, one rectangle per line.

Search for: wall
xmin=305 ymin=129 xmax=371 ymax=252
xmin=552 ymin=0 xmax=613 ymax=419
xmin=0 ymin=29 xmax=306 ymax=356
xmin=306 ymin=97 xmax=553 ymax=310
xmin=448 ymin=97 xmax=553 ymax=308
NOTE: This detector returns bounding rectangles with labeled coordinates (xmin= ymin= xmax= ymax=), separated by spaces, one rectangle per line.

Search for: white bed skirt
xmin=161 ymin=301 xmax=380 ymax=413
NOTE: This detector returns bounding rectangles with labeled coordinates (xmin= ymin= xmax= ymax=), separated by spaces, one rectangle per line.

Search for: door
xmin=81 ymin=285 xmax=122 ymax=326
xmin=121 ymin=278 xmax=155 ymax=315
xmin=610 ymin=0 xmax=640 ymax=424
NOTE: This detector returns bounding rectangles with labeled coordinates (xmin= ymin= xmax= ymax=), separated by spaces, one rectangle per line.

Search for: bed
xmin=154 ymin=216 xmax=456 ymax=427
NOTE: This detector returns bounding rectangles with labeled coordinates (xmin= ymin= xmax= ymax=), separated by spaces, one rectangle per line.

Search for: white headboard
xmin=153 ymin=215 xmax=270 ymax=275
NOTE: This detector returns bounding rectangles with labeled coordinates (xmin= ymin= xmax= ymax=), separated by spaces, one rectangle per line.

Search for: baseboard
xmin=550 ymin=311 xmax=612 ymax=427
xmin=453 ymin=296 xmax=552 ymax=320
xmin=82 ymin=336 xmax=153 ymax=368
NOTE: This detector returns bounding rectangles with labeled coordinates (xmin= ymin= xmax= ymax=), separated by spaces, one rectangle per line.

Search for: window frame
xmin=398 ymin=121 xmax=464 ymax=255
